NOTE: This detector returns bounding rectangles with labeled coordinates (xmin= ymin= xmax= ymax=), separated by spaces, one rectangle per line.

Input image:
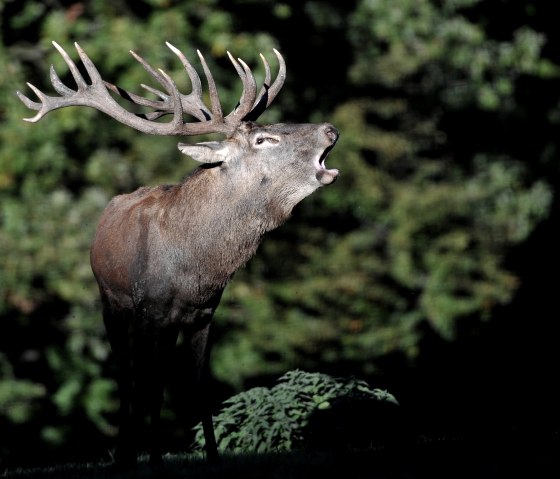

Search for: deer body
xmin=92 ymin=122 xmax=337 ymax=314
xmin=18 ymin=42 xmax=338 ymax=466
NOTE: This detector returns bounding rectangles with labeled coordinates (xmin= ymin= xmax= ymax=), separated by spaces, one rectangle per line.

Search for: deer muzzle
xmin=315 ymin=124 xmax=339 ymax=185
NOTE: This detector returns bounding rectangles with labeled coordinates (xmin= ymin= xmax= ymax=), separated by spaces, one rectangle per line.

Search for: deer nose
xmin=323 ymin=124 xmax=339 ymax=143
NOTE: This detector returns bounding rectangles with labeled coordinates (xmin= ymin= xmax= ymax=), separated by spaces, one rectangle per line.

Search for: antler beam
xmin=16 ymin=41 xmax=286 ymax=137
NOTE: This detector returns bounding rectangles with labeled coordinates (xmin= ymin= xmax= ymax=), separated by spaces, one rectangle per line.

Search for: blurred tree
xmin=0 ymin=0 xmax=558 ymax=467
xmin=211 ymin=0 xmax=558 ymax=386
xmin=0 ymin=0 xmax=282 ymax=465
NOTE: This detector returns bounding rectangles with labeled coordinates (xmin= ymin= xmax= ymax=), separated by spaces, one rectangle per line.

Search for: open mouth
xmin=319 ymin=143 xmax=335 ymax=168
xmin=315 ymin=144 xmax=339 ymax=185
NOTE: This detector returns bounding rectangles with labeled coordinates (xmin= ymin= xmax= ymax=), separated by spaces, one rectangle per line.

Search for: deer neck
xmin=170 ymin=168 xmax=290 ymax=275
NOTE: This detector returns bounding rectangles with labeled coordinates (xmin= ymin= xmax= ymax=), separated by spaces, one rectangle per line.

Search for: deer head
xmin=17 ymin=41 xmax=338 ymax=210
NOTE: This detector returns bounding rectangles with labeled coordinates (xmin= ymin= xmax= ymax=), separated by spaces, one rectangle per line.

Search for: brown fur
xmin=90 ymin=121 xmax=339 ymax=465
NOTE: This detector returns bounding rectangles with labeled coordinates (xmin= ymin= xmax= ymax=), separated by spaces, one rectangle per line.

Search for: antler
xmin=16 ymin=41 xmax=286 ymax=136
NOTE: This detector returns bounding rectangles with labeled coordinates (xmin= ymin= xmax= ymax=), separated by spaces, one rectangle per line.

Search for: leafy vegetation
xmin=192 ymin=370 xmax=399 ymax=453
xmin=1 ymin=0 xmax=559 ymax=468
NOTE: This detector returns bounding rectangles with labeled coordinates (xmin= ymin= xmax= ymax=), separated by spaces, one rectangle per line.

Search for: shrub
xmin=191 ymin=369 xmax=399 ymax=454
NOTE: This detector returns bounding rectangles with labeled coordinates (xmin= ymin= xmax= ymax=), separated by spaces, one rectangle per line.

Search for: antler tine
xmin=52 ymin=41 xmax=88 ymax=91
xmin=255 ymin=53 xmax=272 ymax=108
xmin=120 ymin=50 xmax=174 ymax=108
xmin=103 ymin=51 xmax=180 ymax=119
xmin=165 ymin=42 xmax=212 ymax=122
xmin=196 ymin=49 xmax=224 ymax=122
xmin=166 ymin=43 xmax=203 ymax=97
xmin=267 ymin=49 xmax=286 ymax=107
xmin=242 ymin=49 xmax=286 ymax=122
xmin=155 ymin=67 xmax=184 ymax=131
xmin=104 ymin=80 xmax=166 ymax=108
xmin=50 ymin=64 xmax=75 ymax=96
xmin=224 ymin=52 xmax=257 ymax=123
xmin=16 ymin=83 xmax=49 ymax=122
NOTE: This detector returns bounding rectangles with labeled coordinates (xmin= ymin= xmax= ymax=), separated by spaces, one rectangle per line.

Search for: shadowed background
xmin=1 ymin=0 xmax=559 ymax=468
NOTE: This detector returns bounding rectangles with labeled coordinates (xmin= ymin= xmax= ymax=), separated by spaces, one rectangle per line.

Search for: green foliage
xmin=192 ymin=370 xmax=398 ymax=454
xmin=0 ymin=353 xmax=45 ymax=424
xmin=0 ymin=0 xmax=559 ymax=466
xmin=211 ymin=0 xmax=557 ymax=385
xmin=348 ymin=0 xmax=557 ymax=109
xmin=0 ymin=0 xmax=281 ymax=462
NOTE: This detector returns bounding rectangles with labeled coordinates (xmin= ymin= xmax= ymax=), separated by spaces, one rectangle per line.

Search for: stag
xmin=17 ymin=41 xmax=339 ymax=466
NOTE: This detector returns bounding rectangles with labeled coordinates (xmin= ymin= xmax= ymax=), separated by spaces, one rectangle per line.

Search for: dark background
xmin=1 ymin=0 xmax=559 ymax=469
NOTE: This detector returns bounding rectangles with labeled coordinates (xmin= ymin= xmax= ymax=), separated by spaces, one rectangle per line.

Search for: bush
xmin=191 ymin=370 xmax=399 ymax=454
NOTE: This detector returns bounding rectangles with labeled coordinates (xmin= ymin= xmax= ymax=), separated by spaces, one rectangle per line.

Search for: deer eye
xmin=255 ymin=136 xmax=279 ymax=146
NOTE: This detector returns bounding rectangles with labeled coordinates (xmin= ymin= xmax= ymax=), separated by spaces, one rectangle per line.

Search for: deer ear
xmin=177 ymin=141 xmax=230 ymax=163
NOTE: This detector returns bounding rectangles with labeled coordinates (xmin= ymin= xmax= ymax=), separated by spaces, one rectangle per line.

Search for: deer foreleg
xmin=190 ymin=323 xmax=220 ymax=463
xmin=129 ymin=317 xmax=178 ymax=465
xmin=147 ymin=324 xmax=180 ymax=464
xmin=102 ymin=302 xmax=136 ymax=467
